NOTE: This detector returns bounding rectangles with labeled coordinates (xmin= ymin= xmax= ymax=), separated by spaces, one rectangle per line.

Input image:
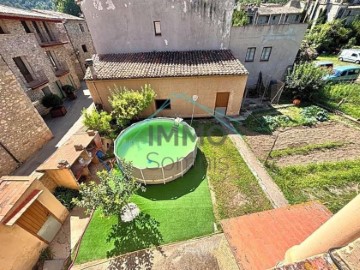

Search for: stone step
xmin=43 ymin=259 xmax=66 ymax=270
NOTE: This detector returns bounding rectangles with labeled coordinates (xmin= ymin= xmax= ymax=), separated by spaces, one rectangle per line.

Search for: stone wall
xmin=63 ymin=20 xmax=96 ymax=79
xmin=0 ymin=57 xmax=53 ymax=177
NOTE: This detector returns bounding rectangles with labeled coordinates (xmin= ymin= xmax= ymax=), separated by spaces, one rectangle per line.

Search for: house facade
xmin=79 ymin=0 xmax=307 ymax=104
xmin=306 ymin=0 xmax=360 ymax=26
xmin=0 ymin=174 xmax=68 ymax=270
xmin=33 ymin=9 xmax=96 ymax=79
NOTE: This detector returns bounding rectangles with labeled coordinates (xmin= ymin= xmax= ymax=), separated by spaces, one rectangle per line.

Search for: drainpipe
xmin=0 ymin=141 xmax=21 ymax=164
xmin=283 ymin=194 xmax=360 ymax=264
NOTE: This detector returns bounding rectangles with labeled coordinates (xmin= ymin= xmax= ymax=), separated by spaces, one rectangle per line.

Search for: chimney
xmin=85 ymin=58 xmax=97 ymax=79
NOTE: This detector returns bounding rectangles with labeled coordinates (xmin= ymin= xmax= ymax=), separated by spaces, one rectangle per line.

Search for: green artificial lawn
xmin=267 ymin=159 xmax=360 ymax=213
xmin=75 ymin=151 xmax=215 ymax=264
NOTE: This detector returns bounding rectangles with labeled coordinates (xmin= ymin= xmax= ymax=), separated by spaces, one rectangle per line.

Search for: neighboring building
xmin=80 ymin=0 xmax=248 ymax=117
xmin=33 ymin=9 xmax=96 ymax=79
xmin=0 ymin=56 xmax=53 ymax=176
xmin=0 ymin=4 xmax=81 ymax=116
xmin=230 ymin=0 xmax=307 ymax=88
xmin=0 ymin=174 xmax=68 ymax=270
xmin=306 ymin=0 xmax=360 ymax=26
xmin=79 ymin=0 xmax=306 ymax=102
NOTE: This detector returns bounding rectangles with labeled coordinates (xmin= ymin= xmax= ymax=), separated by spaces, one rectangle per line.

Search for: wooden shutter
xmin=16 ymin=200 xmax=49 ymax=236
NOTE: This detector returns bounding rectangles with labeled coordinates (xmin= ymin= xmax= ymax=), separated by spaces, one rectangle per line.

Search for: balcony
xmin=54 ymin=61 xmax=70 ymax=77
xmin=35 ymin=33 xmax=69 ymax=48
xmin=24 ymin=70 xmax=49 ymax=90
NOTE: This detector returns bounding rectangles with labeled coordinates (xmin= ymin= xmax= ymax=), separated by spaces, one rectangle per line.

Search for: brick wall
xmin=0 ymin=57 xmax=53 ymax=176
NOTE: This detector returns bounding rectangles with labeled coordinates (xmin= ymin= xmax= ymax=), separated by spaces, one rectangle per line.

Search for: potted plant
xmin=42 ymin=94 xmax=67 ymax=118
xmin=62 ymin=85 xmax=77 ymax=100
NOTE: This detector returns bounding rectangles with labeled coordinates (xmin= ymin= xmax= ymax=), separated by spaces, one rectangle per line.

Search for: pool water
xmin=115 ymin=119 xmax=197 ymax=169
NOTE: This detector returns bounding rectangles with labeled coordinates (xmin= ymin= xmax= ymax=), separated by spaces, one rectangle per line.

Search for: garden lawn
xmin=267 ymin=159 xmax=360 ymax=213
xmin=75 ymin=152 xmax=215 ymax=264
xmin=314 ymin=83 xmax=360 ymax=119
xmin=194 ymin=121 xmax=272 ymax=219
xmin=316 ymin=55 xmax=360 ymax=67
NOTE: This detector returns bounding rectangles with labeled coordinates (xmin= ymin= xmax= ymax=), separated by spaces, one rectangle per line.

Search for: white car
xmin=338 ymin=49 xmax=360 ymax=64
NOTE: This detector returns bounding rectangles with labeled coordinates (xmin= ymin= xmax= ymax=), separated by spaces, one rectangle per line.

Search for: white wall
xmin=80 ymin=0 xmax=234 ymax=54
xmin=230 ymin=23 xmax=308 ymax=87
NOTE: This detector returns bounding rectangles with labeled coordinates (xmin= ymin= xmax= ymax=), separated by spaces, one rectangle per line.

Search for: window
xmin=245 ymin=47 xmax=256 ymax=62
xmin=81 ymin=44 xmax=88 ymax=53
xmin=154 ymin=21 xmax=161 ymax=36
xmin=32 ymin=21 xmax=46 ymax=42
xmin=46 ymin=51 xmax=58 ymax=71
xmin=0 ymin=20 xmax=8 ymax=34
xmin=285 ymin=15 xmax=289 ymax=23
xmin=260 ymin=47 xmax=272 ymax=61
xmin=0 ymin=26 xmax=5 ymax=34
xmin=42 ymin=86 xmax=52 ymax=95
xmin=155 ymin=99 xmax=171 ymax=110
xmin=43 ymin=22 xmax=54 ymax=41
xmin=295 ymin=15 xmax=300 ymax=22
xmin=21 ymin=21 xmax=31 ymax=33
xmin=13 ymin=56 xmax=34 ymax=83
xmin=348 ymin=69 xmax=359 ymax=75
xmin=79 ymin=23 xmax=85 ymax=32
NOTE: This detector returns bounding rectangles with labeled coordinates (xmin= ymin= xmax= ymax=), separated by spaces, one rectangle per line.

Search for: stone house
xmin=0 ymin=174 xmax=68 ymax=270
xmin=0 ymin=56 xmax=53 ymax=177
xmin=79 ymin=0 xmax=307 ymax=104
xmin=33 ymin=9 xmax=96 ymax=79
xmin=0 ymin=4 xmax=81 ymax=116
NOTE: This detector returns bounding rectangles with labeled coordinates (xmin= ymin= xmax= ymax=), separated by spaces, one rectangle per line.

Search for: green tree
xmin=73 ymin=164 xmax=144 ymax=217
xmin=232 ymin=9 xmax=249 ymax=27
xmin=109 ymin=84 xmax=156 ymax=128
xmin=54 ymin=0 xmax=81 ymax=16
xmin=305 ymin=20 xmax=351 ymax=53
xmin=285 ymin=62 xmax=328 ymax=100
xmin=82 ymin=108 xmax=113 ymax=138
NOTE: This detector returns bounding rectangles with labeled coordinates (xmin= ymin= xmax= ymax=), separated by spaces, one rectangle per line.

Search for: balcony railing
xmin=35 ymin=32 xmax=69 ymax=47
xmin=54 ymin=61 xmax=70 ymax=77
xmin=24 ymin=70 xmax=49 ymax=90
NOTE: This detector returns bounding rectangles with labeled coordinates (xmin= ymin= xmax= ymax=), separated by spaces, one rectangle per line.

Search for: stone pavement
xmin=14 ymin=81 xmax=93 ymax=176
xmin=72 ymin=233 xmax=239 ymax=270
xmin=222 ymin=120 xmax=288 ymax=208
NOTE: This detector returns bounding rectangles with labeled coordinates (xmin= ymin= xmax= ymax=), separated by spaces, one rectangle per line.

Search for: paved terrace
xmin=14 ymin=82 xmax=93 ymax=176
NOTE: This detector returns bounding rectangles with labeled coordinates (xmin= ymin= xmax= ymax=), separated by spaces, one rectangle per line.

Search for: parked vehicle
xmin=324 ymin=66 xmax=360 ymax=82
xmin=338 ymin=49 xmax=360 ymax=64
xmin=314 ymin=61 xmax=334 ymax=69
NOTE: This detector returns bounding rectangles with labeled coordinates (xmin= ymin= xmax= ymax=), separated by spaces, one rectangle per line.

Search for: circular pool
xmin=114 ymin=118 xmax=198 ymax=184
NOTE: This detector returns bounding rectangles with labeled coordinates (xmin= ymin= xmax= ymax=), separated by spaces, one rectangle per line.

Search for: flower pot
xmin=67 ymin=92 xmax=77 ymax=100
xmin=50 ymin=106 xmax=67 ymax=118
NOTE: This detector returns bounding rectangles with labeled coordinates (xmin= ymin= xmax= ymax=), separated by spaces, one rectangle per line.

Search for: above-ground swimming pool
xmin=114 ymin=118 xmax=198 ymax=184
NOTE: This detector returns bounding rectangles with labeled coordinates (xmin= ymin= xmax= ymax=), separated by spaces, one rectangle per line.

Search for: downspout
xmin=283 ymin=193 xmax=360 ymax=264
xmin=0 ymin=140 xmax=21 ymax=164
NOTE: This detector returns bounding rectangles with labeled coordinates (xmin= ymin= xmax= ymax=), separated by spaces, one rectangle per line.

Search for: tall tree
xmin=54 ymin=0 xmax=81 ymax=16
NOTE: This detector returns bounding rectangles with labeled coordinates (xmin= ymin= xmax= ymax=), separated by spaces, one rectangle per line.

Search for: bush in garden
xmin=54 ymin=187 xmax=80 ymax=210
xmin=109 ymin=84 xmax=156 ymax=128
xmin=301 ymin=105 xmax=329 ymax=124
xmin=82 ymin=108 xmax=113 ymax=137
xmin=42 ymin=93 xmax=63 ymax=108
xmin=285 ymin=62 xmax=328 ymax=100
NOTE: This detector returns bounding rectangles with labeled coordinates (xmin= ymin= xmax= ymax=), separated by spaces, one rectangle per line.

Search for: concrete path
xmin=223 ymin=121 xmax=288 ymax=208
xmin=72 ymin=233 xmax=238 ymax=270
xmin=14 ymin=82 xmax=93 ymax=175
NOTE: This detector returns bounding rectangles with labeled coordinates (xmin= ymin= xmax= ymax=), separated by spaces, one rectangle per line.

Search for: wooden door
xmin=16 ymin=200 xmax=50 ymax=237
xmin=215 ymin=92 xmax=230 ymax=108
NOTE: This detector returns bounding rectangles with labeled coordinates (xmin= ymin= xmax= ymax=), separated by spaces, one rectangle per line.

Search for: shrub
xmin=82 ymin=108 xmax=113 ymax=137
xmin=54 ymin=187 xmax=79 ymax=210
xmin=62 ymin=84 xmax=76 ymax=94
xmin=232 ymin=9 xmax=249 ymax=27
xmin=110 ymin=84 xmax=156 ymax=128
xmin=285 ymin=62 xmax=328 ymax=100
xmin=41 ymin=93 xmax=63 ymax=108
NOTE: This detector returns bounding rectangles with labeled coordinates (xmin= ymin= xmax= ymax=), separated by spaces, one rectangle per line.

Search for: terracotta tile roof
xmin=85 ymin=50 xmax=248 ymax=80
xmin=33 ymin=9 xmax=84 ymax=21
xmin=0 ymin=176 xmax=34 ymax=222
xmin=0 ymin=4 xmax=63 ymax=22
xmin=221 ymin=202 xmax=332 ymax=270
xmin=36 ymin=132 xmax=97 ymax=171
